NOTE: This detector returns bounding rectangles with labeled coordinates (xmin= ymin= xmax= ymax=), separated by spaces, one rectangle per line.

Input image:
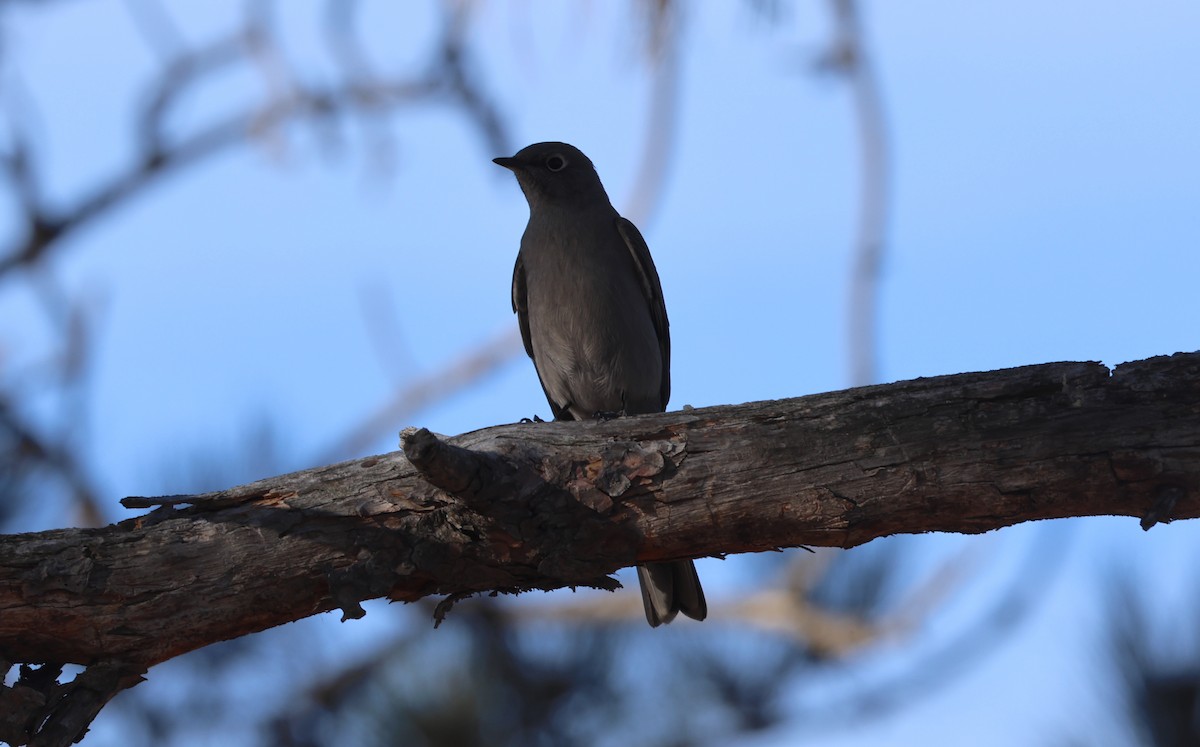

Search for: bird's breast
xmin=519 ymin=218 xmax=663 ymax=415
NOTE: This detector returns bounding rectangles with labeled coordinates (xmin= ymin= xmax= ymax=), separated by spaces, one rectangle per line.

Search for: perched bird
xmin=494 ymin=142 xmax=706 ymax=627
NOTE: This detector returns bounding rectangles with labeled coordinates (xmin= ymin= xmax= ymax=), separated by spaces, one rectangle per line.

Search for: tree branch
xmin=1 ymin=351 xmax=1198 ymax=742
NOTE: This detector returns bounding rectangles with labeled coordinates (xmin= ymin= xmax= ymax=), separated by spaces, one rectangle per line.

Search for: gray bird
xmin=494 ymin=142 xmax=706 ymax=627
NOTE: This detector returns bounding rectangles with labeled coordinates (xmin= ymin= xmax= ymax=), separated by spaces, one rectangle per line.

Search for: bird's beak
xmin=493 ymin=156 xmax=520 ymax=171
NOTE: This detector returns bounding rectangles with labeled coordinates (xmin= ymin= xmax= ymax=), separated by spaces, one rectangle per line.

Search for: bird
xmin=494 ymin=141 xmax=706 ymax=627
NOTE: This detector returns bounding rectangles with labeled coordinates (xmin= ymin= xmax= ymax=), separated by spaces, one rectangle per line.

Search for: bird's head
xmin=493 ymin=142 xmax=610 ymax=209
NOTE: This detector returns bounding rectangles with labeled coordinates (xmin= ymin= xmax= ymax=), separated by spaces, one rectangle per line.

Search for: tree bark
xmin=1 ymin=352 xmax=1198 ymax=742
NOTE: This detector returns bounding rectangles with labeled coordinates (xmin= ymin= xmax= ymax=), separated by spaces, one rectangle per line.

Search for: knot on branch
xmin=398 ymin=426 xmax=665 ymax=595
xmin=401 ymin=427 xmax=513 ymax=504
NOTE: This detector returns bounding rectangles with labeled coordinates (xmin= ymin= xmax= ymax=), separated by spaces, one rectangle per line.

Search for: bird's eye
xmin=545 ymin=154 xmax=567 ymax=172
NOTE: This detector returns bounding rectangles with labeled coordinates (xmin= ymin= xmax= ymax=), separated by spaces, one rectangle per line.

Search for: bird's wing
xmin=616 ymin=216 xmax=671 ymax=409
xmin=513 ymin=252 xmax=572 ymax=421
xmin=511 ymin=254 xmax=536 ymax=359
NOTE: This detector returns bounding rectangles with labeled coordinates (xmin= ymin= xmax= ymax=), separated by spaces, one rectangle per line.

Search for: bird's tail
xmin=637 ymin=560 xmax=707 ymax=627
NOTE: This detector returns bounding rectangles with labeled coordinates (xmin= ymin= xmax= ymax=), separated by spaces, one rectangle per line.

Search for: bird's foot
xmin=519 ymin=415 xmax=546 ymax=424
xmin=591 ymin=410 xmax=626 ymax=421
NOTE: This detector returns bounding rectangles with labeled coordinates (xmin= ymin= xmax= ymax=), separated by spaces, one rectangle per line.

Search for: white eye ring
xmin=545 ymin=154 xmax=568 ymax=172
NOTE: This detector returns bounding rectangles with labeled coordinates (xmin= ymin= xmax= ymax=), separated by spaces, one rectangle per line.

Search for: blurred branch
xmin=0 ymin=2 xmax=509 ymax=280
xmin=0 ymin=400 xmax=104 ymax=527
xmin=1098 ymin=574 xmax=1200 ymax=746
xmin=322 ymin=0 xmax=398 ymax=174
xmin=268 ymin=626 xmax=426 ymax=746
xmin=819 ymin=0 xmax=890 ymax=387
xmin=268 ymin=539 xmax=986 ymax=738
xmin=797 ymin=523 xmax=1071 ymax=726
xmin=434 ymin=1 xmax=509 ymax=157
xmin=0 ymin=1 xmax=511 ymax=534
xmin=316 ymin=326 xmax=523 ymax=464
xmin=624 ymin=0 xmax=683 ymax=228
xmin=459 ymin=569 xmax=883 ymax=659
xmin=121 ymin=0 xmax=187 ymax=60
xmin=232 ymin=540 xmax=1059 ymax=746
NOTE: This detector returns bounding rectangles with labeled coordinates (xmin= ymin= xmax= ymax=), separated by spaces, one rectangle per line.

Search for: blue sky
xmin=2 ymin=1 xmax=1198 ymax=744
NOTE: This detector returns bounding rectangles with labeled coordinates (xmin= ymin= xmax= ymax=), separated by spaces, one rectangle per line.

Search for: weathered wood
xmin=1 ymin=352 xmax=1198 ymax=677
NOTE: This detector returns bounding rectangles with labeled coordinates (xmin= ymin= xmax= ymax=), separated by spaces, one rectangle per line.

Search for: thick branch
xmin=2 ymin=352 xmax=1198 ymax=673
